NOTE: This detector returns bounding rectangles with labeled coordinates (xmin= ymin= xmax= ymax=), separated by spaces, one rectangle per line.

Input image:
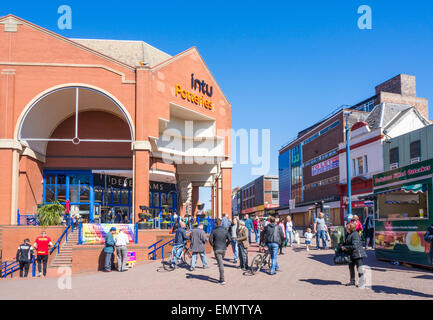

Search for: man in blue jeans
xmin=261 ymin=216 xmax=285 ymax=275
xmin=244 ymin=214 xmax=253 ymax=244
xmin=314 ymin=212 xmax=328 ymax=250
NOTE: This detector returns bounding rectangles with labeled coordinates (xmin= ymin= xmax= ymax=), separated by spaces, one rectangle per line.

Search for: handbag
xmin=333 ymin=245 xmax=351 ymax=265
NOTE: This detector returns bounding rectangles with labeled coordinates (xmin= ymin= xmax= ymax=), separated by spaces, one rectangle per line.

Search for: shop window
xmin=45 ymin=185 xmax=55 ymax=203
xmin=113 ymin=189 xmax=121 ymax=204
xmin=153 ymin=192 xmax=160 ymax=208
xmin=377 ymin=185 xmax=429 ymax=220
xmin=272 ymin=191 xmax=279 ymax=199
xmin=161 ymin=193 xmax=167 ymax=206
xmin=149 ymin=192 xmax=153 ymax=207
xmin=167 ymin=193 xmax=174 ymax=208
xmin=80 ymin=185 xmax=90 ymax=203
xmin=94 ymin=186 xmax=103 ymax=203
xmin=121 ymin=189 xmax=129 ymax=205
xmin=103 ymin=189 xmax=110 ymax=205
xmin=57 ymin=185 xmax=66 ymax=202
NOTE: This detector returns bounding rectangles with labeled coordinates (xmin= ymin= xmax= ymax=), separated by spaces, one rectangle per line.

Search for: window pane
xmin=161 ymin=193 xmax=167 ymax=206
xmin=390 ymin=147 xmax=399 ymax=164
xmin=94 ymin=187 xmax=103 ymax=203
xmin=153 ymin=192 xmax=160 ymax=208
xmin=364 ymin=155 xmax=368 ymax=173
xmin=410 ymin=140 xmax=421 ymax=159
xmin=80 ymin=185 xmax=90 ymax=203
xmin=378 ymin=188 xmax=428 ymax=220
xmin=113 ymin=189 xmax=121 ymax=204
xmin=57 ymin=185 xmax=66 ymax=202
xmin=121 ymin=189 xmax=129 ymax=205
xmin=45 ymin=185 xmax=55 ymax=203
xmin=358 ymin=157 xmax=364 ymax=175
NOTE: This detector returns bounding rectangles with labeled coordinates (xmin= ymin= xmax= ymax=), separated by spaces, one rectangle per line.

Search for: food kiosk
xmin=373 ymin=159 xmax=433 ymax=266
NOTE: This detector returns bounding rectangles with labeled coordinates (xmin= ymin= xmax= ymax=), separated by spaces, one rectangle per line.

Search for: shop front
xmin=373 ymin=159 xmax=433 ymax=266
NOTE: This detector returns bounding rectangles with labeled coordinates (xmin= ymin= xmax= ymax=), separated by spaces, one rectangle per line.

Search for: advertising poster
xmin=81 ymin=223 xmax=135 ymax=244
xmin=311 ymin=156 xmax=339 ymax=176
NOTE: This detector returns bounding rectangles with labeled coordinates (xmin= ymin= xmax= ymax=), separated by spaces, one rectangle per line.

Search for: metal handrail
xmin=147 ymin=230 xmax=192 ymax=260
xmin=50 ymin=217 xmax=73 ymax=255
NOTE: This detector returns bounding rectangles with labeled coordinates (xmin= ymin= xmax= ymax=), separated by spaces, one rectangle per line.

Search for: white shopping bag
xmin=294 ymin=231 xmax=300 ymax=244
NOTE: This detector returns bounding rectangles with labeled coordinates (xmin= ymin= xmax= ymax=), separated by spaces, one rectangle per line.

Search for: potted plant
xmin=36 ymin=201 xmax=65 ymax=226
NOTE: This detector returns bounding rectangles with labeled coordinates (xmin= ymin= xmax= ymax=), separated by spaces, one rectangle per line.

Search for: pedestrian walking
xmin=262 ymin=216 xmax=285 ymax=275
xmin=285 ymin=216 xmax=294 ymax=247
xmin=314 ymin=212 xmax=328 ymax=250
xmin=244 ymin=214 xmax=253 ymax=244
xmin=16 ymin=238 xmax=34 ymax=278
xmin=104 ymin=227 xmax=116 ymax=272
xmin=209 ymin=218 xmax=231 ymax=285
xmin=221 ymin=213 xmax=230 ymax=229
xmin=277 ymin=217 xmax=286 ymax=255
xmin=304 ymin=228 xmax=314 ymax=251
xmin=229 ymin=216 xmax=239 ymax=263
xmin=237 ymin=220 xmax=249 ymax=271
xmin=189 ymin=224 xmax=209 ymax=271
xmin=341 ymin=222 xmax=367 ymax=287
xmin=33 ymin=231 xmax=53 ymax=277
xmin=253 ymin=216 xmax=260 ymax=243
xmin=363 ymin=211 xmax=375 ymax=249
xmin=115 ymin=228 xmax=130 ymax=272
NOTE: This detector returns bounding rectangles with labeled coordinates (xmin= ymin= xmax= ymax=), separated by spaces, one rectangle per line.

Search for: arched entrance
xmin=17 ymin=86 xmax=134 ymax=222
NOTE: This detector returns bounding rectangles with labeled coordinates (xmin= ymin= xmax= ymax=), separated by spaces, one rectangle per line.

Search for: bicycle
xmin=250 ymin=245 xmax=271 ymax=274
xmin=161 ymin=242 xmax=192 ymax=271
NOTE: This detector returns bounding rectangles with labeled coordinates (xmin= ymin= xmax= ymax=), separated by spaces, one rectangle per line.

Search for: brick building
xmin=239 ymin=175 xmax=279 ymax=217
xmin=0 ymin=14 xmax=233 ymax=225
xmin=278 ymin=74 xmax=429 ymax=228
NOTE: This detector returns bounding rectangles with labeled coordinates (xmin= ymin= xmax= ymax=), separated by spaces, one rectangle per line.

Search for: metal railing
xmin=1 ymin=256 xmax=36 ymax=279
xmin=16 ymin=210 xmax=38 ymax=226
xmin=50 ymin=217 xmax=73 ymax=255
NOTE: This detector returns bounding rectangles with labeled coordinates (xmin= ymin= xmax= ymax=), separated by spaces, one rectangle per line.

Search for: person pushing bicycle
xmin=171 ymin=221 xmax=190 ymax=268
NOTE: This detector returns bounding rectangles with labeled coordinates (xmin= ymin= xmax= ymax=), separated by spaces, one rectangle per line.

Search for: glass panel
xmin=94 ymin=187 xmax=103 ymax=203
xmin=378 ymin=188 xmax=429 ymax=220
xmin=45 ymin=174 xmax=56 ymax=185
xmin=69 ymin=185 xmax=79 ymax=203
xmin=167 ymin=193 xmax=173 ymax=208
xmin=161 ymin=193 xmax=167 ymax=206
xmin=57 ymin=175 xmax=67 ymax=185
xmin=153 ymin=192 xmax=160 ymax=208
xmin=121 ymin=189 xmax=129 ymax=205
xmin=45 ymin=185 xmax=55 ymax=203
xmin=103 ymin=188 xmax=110 ymax=205
xmin=70 ymin=174 xmax=89 ymax=185
xmin=57 ymin=185 xmax=66 ymax=202
xmin=80 ymin=185 xmax=90 ymax=203
xmin=149 ymin=192 xmax=153 ymax=207
xmin=113 ymin=188 xmax=121 ymax=204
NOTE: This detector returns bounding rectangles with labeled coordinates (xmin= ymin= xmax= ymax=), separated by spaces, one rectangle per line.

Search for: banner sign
xmin=127 ymin=251 xmax=136 ymax=262
xmin=81 ymin=223 xmax=135 ymax=244
xmin=373 ymin=159 xmax=433 ymax=187
xmin=312 ymin=156 xmax=339 ymax=176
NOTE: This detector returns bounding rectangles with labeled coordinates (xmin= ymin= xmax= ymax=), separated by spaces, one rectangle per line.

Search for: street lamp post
xmin=344 ymin=111 xmax=353 ymax=223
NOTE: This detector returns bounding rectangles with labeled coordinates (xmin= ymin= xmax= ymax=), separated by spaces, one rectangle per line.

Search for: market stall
xmin=373 ymin=159 xmax=433 ymax=266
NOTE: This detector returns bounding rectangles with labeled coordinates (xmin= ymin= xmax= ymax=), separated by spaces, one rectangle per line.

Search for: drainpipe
xmin=344 ymin=111 xmax=353 ymax=223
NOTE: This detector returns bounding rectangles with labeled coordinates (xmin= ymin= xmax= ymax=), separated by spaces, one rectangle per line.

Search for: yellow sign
xmin=175 ymin=84 xmax=213 ymax=110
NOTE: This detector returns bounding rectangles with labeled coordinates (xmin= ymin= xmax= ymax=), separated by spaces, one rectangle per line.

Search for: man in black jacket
xmin=16 ymin=238 xmax=34 ymax=278
xmin=261 ymin=217 xmax=285 ymax=275
xmin=209 ymin=218 xmax=231 ymax=285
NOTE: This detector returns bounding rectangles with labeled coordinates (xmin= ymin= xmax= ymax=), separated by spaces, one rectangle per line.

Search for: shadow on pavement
xmin=299 ymin=278 xmax=342 ymax=286
xmin=412 ymin=274 xmax=433 ymax=280
xmin=370 ymin=285 xmax=433 ymax=298
xmin=185 ymin=273 xmax=219 ymax=283
xmin=307 ymin=253 xmax=335 ymax=266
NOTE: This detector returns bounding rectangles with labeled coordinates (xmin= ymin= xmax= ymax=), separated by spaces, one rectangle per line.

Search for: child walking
xmin=304 ymin=228 xmax=314 ymax=251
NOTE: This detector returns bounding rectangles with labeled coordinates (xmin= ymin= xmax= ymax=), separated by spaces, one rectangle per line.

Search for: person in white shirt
xmin=285 ymin=216 xmax=294 ymax=247
xmin=115 ymin=229 xmax=130 ymax=272
xmin=304 ymin=228 xmax=314 ymax=251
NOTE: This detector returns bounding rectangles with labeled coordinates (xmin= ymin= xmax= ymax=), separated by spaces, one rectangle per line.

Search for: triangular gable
xmin=151 ymin=47 xmax=230 ymax=106
xmin=0 ymin=14 xmax=135 ymax=70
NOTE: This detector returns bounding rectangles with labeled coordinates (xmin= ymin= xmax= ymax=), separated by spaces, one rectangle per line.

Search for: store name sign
xmin=374 ymin=162 xmax=432 ymax=186
xmin=312 ymin=156 xmax=339 ymax=176
xmin=175 ymin=74 xmax=214 ymax=110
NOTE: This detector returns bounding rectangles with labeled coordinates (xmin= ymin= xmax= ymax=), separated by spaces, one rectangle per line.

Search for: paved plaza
xmin=1 ymin=242 xmax=432 ymax=300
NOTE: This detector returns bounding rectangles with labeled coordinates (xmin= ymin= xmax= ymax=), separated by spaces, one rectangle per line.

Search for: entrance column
xmin=192 ymin=186 xmax=199 ymax=216
xmin=134 ymin=148 xmax=150 ymax=223
xmin=221 ymin=161 xmax=232 ymax=218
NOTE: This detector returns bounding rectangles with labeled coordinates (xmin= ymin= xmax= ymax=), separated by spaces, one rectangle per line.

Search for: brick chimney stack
xmin=375 ymin=74 xmax=429 ymax=120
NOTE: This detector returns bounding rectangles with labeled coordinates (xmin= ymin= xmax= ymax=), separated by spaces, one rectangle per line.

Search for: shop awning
xmin=373 ymin=184 xmax=427 ymax=196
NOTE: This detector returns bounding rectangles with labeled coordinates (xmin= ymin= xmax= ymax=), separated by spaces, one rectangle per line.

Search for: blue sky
xmin=2 ymin=1 xmax=433 ymax=210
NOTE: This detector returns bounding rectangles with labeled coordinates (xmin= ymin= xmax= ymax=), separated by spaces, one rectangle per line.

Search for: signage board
xmin=311 ymin=156 xmax=339 ymax=176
